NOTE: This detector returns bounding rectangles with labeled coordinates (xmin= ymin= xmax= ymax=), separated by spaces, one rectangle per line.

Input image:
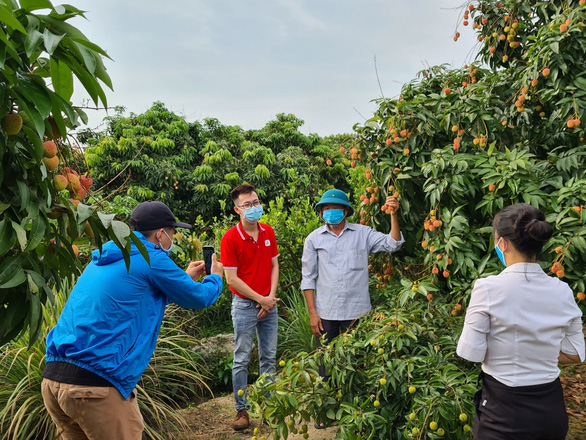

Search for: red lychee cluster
xmin=551 ymin=261 xmax=565 ymax=278
xmin=54 ymin=167 xmax=93 ymax=201
xmin=424 ymin=210 xmax=442 ymax=232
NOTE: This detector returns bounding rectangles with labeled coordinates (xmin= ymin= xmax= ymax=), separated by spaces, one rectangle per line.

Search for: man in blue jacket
xmin=41 ymin=201 xmax=224 ymax=439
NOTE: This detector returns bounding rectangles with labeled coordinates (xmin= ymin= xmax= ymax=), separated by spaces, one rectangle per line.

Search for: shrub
xmin=249 ymin=299 xmax=476 ymax=439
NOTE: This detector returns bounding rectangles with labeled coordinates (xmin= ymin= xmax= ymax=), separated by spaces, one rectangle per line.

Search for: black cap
xmin=129 ymin=201 xmax=192 ymax=231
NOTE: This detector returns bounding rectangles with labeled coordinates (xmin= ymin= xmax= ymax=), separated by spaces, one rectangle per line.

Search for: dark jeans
xmin=317 ymin=318 xmax=359 ymax=378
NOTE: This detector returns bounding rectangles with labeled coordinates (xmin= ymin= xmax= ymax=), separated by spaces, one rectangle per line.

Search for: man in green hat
xmin=301 ymin=189 xmax=403 ymax=426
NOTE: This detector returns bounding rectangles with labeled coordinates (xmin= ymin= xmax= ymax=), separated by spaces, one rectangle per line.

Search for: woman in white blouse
xmin=457 ymin=203 xmax=585 ymax=440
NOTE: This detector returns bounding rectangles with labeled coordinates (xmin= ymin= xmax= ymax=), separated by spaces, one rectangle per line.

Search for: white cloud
xmin=71 ymin=0 xmax=479 ymax=136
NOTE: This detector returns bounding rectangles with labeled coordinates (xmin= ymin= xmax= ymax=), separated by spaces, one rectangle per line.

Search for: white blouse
xmin=457 ymin=263 xmax=585 ymax=387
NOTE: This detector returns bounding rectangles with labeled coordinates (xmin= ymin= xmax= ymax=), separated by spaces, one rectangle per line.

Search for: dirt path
xmin=179 ymin=394 xmax=337 ymax=440
xmin=561 ymin=361 xmax=586 ymax=440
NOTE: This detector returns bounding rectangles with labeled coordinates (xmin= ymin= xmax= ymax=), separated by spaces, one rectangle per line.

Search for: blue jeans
xmin=231 ymin=296 xmax=278 ymax=410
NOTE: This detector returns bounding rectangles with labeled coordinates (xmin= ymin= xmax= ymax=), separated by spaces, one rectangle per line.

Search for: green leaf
xmin=0 ymin=219 xmax=16 ymax=257
xmin=28 ymin=290 xmax=42 ymax=346
xmin=76 ymin=203 xmax=95 ymax=224
xmin=49 ymin=89 xmax=77 ymax=121
xmin=43 ymin=28 xmax=65 ymax=55
xmin=130 ymin=231 xmax=150 ymax=266
xmin=0 ymin=39 xmax=6 ymax=68
xmin=16 ymin=179 xmax=30 ymax=210
xmin=73 ymin=106 xmax=88 ymax=125
xmin=20 ymin=125 xmax=44 ymax=161
xmin=0 ymin=28 xmax=22 ymax=67
xmin=11 ymin=221 xmax=28 ymax=251
xmin=24 ymin=28 xmax=43 ymax=58
xmin=0 ymin=268 xmax=26 ymax=288
xmin=0 ymin=2 xmax=28 ymax=34
xmin=0 ymin=255 xmax=25 ymax=285
xmin=53 ymin=49 xmax=106 ymax=106
xmin=15 ymin=97 xmax=45 ymax=138
xmin=16 ymin=74 xmax=52 ymax=119
xmin=108 ymin=226 xmax=131 ymax=271
xmin=550 ymin=41 xmax=559 ymax=54
xmin=98 ymin=211 xmax=115 ymax=229
xmin=73 ymin=40 xmax=97 ymax=74
xmin=111 ymin=220 xmax=130 ymax=247
xmin=50 ymin=58 xmax=73 ymax=100
xmin=25 ymin=215 xmax=46 ymax=251
xmin=20 ymin=0 xmax=53 ymax=12
xmin=41 ymin=15 xmax=109 ymax=56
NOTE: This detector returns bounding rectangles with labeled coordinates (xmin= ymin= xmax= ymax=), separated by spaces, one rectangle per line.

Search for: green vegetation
xmin=1 ymin=0 xmax=585 ymax=439
xmin=0 ymin=0 xmax=146 ymax=346
xmin=84 ymin=104 xmax=353 ymax=224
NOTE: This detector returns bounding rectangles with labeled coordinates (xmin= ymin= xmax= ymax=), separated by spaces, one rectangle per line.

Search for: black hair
xmin=493 ymin=203 xmax=553 ymax=258
xmin=230 ymin=184 xmax=256 ymax=204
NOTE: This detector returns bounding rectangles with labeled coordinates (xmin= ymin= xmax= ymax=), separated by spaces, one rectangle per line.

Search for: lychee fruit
xmin=1 ymin=113 xmax=23 ymax=135
xmin=43 ymin=140 xmax=58 ymax=158
xmin=66 ymin=173 xmax=81 ymax=192
xmin=80 ymin=175 xmax=93 ymax=191
xmin=54 ymin=175 xmax=68 ymax=191
xmin=42 ymin=155 xmax=59 ymax=172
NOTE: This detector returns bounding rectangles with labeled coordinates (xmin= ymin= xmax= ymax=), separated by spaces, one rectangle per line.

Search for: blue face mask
xmin=323 ymin=209 xmax=345 ymax=225
xmin=159 ymin=230 xmax=173 ymax=256
xmin=243 ymin=205 xmax=263 ymax=223
xmin=494 ymin=238 xmax=506 ymax=267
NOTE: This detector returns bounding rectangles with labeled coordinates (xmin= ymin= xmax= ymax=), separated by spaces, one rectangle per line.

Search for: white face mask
xmin=158 ymin=230 xmax=173 ymax=256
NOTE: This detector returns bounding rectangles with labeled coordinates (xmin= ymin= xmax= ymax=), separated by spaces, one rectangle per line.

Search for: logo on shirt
xmin=265 ymin=239 xmax=271 ymax=247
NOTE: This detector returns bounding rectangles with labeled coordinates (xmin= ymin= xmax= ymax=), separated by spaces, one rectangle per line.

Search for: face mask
xmin=243 ymin=205 xmax=263 ymax=223
xmin=158 ymin=230 xmax=173 ymax=256
xmin=323 ymin=209 xmax=345 ymax=225
xmin=494 ymin=237 xmax=506 ymax=267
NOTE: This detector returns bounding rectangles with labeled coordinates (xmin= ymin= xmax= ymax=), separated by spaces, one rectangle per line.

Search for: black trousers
xmin=317 ymin=318 xmax=358 ymax=378
xmin=474 ymin=373 xmax=568 ymax=440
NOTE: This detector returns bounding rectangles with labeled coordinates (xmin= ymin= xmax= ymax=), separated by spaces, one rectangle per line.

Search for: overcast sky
xmin=70 ymin=1 xmax=479 ymax=137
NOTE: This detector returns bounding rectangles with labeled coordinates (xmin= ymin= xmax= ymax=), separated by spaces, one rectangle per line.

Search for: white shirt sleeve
xmin=457 ymin=279 xmax=491 ymax=363
xmin=561 ymin=316 xmax=586 ymax=361
xmin=300 ymin=235 xmax=318 ymax=291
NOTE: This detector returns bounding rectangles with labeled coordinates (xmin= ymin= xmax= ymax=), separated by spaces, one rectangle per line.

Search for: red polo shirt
xmin=220 ymin=221 xmax=279 ymax=299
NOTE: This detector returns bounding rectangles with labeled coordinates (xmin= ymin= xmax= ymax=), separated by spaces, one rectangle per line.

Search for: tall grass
xmin=0 ymin=285 xmax=211 ymax=440
xmin=277 ymin=286 xmax=316 ymax=357
xmin=0 ymin=281 xmax=66 ymax=440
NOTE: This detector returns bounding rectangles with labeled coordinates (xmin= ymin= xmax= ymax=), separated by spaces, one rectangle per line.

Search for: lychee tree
xmin=354 ymin=0 xmax=586 ymax=315
xmin=85 ymin=105 xmax=353 ymax=224
xmin=0 ymin=0 xmax=146 ymax=345
xmin=249 ymin=1 xmax=586 ymax=439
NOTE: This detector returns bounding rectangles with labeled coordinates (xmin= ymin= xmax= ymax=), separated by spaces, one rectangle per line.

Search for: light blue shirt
xmin=301 ymin=222 xmax=404 ymax=320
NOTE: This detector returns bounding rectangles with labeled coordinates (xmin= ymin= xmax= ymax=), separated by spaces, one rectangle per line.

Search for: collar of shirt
xmin=499 ymin=262 xmax=544 ymax=274
xmin=236 ymin=221 xmax=265 ymax=241
xmin=317 ymin=221 xmax=356 ymax=237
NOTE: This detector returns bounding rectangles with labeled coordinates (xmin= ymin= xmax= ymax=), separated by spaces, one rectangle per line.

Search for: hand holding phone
xmin=202 ymin=246 xmax=214 ymax=275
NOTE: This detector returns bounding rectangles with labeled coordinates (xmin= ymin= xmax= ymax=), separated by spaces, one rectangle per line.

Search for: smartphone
xmin=202 ymin=246 xmax=214 ymax=275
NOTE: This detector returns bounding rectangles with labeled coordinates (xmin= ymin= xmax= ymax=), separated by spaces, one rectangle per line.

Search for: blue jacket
xmin=45 ymin=232 xmax=222 ymax=398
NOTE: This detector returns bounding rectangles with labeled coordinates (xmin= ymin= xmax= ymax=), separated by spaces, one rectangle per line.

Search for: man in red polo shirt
xmin=221 ymin=184 xmax=279 ymax=431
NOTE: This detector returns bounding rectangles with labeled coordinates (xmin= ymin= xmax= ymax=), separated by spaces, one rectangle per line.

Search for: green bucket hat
xmin=315 ymin=189 xmax=354 ymax=217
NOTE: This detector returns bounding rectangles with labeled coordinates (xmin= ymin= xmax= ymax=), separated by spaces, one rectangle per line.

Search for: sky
xmin=70 ymin=1 xmax=480 ymax=137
